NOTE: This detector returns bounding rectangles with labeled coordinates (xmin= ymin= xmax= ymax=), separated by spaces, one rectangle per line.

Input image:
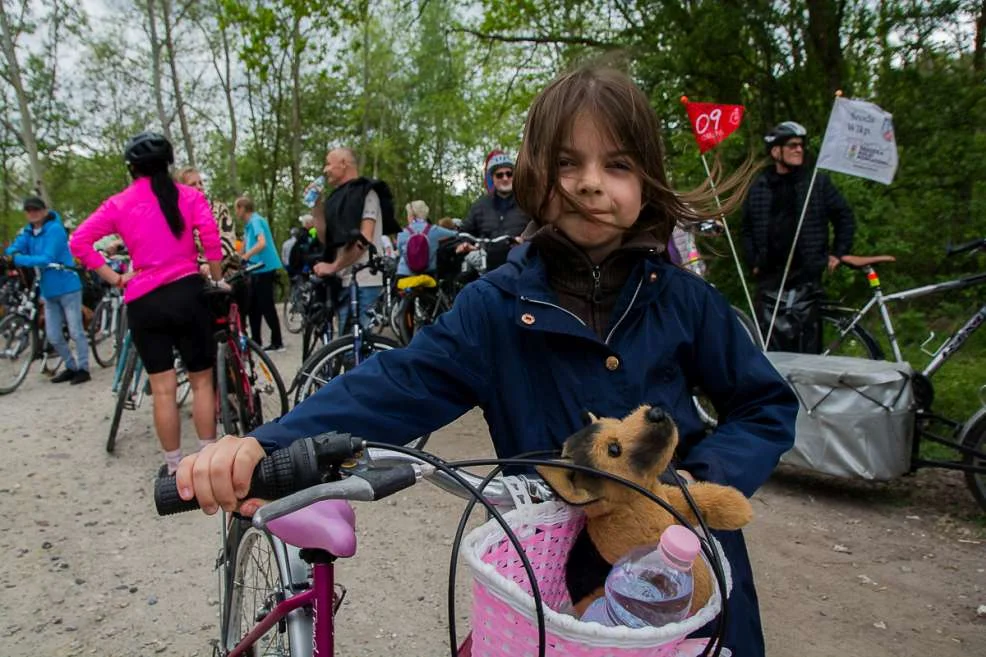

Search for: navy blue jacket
xmin=253 ymin=244 xmax=797 ymax=655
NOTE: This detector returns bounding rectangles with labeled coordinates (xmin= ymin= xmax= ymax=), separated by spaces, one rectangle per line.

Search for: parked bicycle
xmin=0 ymin=262 xmax=73 ymax=394
xmin=394 ymin=233 xmax=512 ymax=346
xmin=105 ymin=328 xmax=192 ymax=452
xmin=207 ymin=263 xmax=289 ymax=437
xmin=88 ymin=252 xmax=130 ymax=367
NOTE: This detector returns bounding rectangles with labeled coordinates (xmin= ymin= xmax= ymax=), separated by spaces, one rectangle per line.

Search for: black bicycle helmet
xmin=124 ymin=131 xmax=174 ymax=166
xmin=764 ymin=121 xmax=807 ymax=151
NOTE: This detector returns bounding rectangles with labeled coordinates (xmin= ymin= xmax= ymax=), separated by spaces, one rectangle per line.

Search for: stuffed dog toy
xmin=535 ymin=405 xmax=753 ymax=618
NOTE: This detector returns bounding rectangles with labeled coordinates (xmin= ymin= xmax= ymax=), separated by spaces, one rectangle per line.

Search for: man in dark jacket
xmin=740 ymin=121 xmax=855 ymax=353
xmin=457 ymin=151 xmax=530 ymax=271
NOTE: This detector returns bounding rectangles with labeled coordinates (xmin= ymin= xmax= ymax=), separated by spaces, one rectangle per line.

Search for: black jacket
xmin=460 ymin=193 xmax=529 ymax=239
xmin=740 ymin=168 xmax=854 ymax=284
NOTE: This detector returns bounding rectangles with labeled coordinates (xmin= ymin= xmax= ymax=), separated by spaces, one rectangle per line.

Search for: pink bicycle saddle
xmin=265 ymin=499 xmax=357 ymax=558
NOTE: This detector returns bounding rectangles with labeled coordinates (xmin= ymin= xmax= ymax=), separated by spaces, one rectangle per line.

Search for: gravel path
xmin=0 ymin=333 xmax=983 ymax=656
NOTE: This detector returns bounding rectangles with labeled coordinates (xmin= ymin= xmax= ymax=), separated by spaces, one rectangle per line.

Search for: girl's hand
xmin=119 ymin=270 xmax=137 ymax=287
xmin=175 ymin=436 xmax=267 ymax=515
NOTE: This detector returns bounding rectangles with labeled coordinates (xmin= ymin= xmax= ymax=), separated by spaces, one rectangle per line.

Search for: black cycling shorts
xmin=127 ymin=275 xmax=216 ymax=375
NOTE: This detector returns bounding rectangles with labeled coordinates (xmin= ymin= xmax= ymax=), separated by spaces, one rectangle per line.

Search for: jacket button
xmin=649 ymin=272 xmax=658 ymax=283
xmin=521 ymin=313 xmax=536 ymax=325
xmin=605 ymin=356 xmax=620 ymax=371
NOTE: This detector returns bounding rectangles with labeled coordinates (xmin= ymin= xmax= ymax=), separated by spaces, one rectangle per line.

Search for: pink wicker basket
xmin=461 ymin=501 xmax=732 ymax=657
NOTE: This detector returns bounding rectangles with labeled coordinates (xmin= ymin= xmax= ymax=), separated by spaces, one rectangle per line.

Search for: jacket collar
xmin=483 ymin=232 xmax=673 ymax=345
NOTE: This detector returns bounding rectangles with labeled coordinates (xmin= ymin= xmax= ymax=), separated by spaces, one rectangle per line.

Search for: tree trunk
xmin=145 ymin=0 xmax=172 ymax=142
xmin=161 ymin=0 xmax=196 ymax=166
xmin=974 ymin=0 xmax=985 ymax=74
xmin=289 ymin=11 xmax=302 ymax=224
xmin=360 ymin=0 xmax=370 ymax=170
xmin=0 ymin=3 xmax=49 ymax=205
xmin=805 ymin=0 xmax=846 ymax=96
xmin=215 ymin=0 xmax=238 ymax=192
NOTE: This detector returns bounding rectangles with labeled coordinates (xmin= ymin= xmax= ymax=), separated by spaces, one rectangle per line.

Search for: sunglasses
xmin=783 ymin=141 xmax=805 ymax=151
xmin=494 ymin=170 xmax=513 ymax=180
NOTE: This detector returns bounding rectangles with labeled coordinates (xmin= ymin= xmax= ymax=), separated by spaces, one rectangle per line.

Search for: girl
xmin=70 ymin=132 xmax=226 ymax=475
xmin=177 ymin=66 xmax=797 ymax=655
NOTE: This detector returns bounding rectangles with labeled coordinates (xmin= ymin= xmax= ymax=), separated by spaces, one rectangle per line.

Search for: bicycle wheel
xmin=283 ymin=285 xmax=304 ymax=335
xmin=217 ymin=343 xmax=250 ymax=437
xmin=821 ymin=313 xmax=884 ymax=360
xmin=692 ymin=306 xmax=765 ymax=429
xmin=89 ymin=298 xmax=118 ymax=368
xmin=220 ymin=519 xmax=307 ymax=657
xmin=292 ymin=334 xmax=428 ymax=449
xmin=0 ymin=314 xmax=36 ymax=394
xmin=174 ymin=354 xmax=191 ymax=407
xmin=107 ymin=347 xmax=139 ymax=453
xmin=961 ymin=411 xmax=986 ymax=511
xmin=242 ymin=338 xmax=289 ymax=431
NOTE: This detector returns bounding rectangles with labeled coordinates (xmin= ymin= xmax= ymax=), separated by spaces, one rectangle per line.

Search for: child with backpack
xmin=396 ymin=200 xmax=458 ymax=277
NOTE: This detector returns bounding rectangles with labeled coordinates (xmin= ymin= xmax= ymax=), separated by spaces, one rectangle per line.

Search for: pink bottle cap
xmin=659 ymin=525 xmax=701 ymax=569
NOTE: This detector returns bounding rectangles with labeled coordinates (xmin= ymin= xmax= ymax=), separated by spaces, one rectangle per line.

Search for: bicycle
xmin=154 ymin=428 xmax=735 ymax=657
xmin=106 ymin=324 xmax=192 ymax=453
xmin=88 ymin=253 xmax=130 ymax=368
xmin=208 ymin=264 xmax=290 ymax=437
xmin=289 ymin=240 xmax=413 ymax=409
xmin=394 ymin=233 xmax=512 ymax=346
xmin=282 ymin=272 xmax=312 ymax=335
xmin=0 ymin=262 xmax=76 ymax=394
xmin=763 ymin=239 xmax=986 ymax=509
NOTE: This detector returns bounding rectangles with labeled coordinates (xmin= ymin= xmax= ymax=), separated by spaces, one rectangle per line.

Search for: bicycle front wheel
xmin=821 ymin=313 xmax=884 ymax=360
xmin=218 ymin=339 xmax=289 ymax=436
xmin=283 ymin=287 xmax=304 ymax=334
xmin=220 ymin=519 xmax=308 ymax=657
xmin=292 ymin=334 xmax=429 ymax=449
xmin=0 ymin=314 xmax=35 ymax=395
xmin=107 ymin=347 xmax=139 ymax=453
xmin=89 ymin=298 xmax=118 ymax=368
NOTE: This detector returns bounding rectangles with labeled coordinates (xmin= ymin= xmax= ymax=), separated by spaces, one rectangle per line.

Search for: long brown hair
xmin=514 ymin=64 xmax=759 ymax=244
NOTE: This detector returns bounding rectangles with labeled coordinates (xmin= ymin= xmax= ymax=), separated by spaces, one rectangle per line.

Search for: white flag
xmin=816 ymin=97 xmax=898 ymax=185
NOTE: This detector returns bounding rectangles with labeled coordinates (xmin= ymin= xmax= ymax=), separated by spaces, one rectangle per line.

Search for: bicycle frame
xmin=225 ymin=559 xmax=336 ymax=657
xmin=824 ymin=266 xmax=986 ymax=378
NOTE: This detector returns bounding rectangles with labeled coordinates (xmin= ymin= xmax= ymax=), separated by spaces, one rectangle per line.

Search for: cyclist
xmin=69 ymin=132 xmax=225 ymax=475
xmin=176 ymin=66 xmax=797 ymax=657
xmin=740 ymin=121 xmax=855 ymax=352
xmin=311 ymin=147 xmax=400 ymax=330
xmin=395 ymin=200 xmax=458 ymax=278
xmin=457 ymin=151 xmax=530 ymax=272
xmin=176 ymin=167 xmax=240 ymax=275
xmin=3 ymin=196 xmax=91 ymax=384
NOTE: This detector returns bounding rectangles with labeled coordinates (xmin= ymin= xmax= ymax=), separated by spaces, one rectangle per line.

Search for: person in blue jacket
xmin=177 ymin=65 xmax=797 ymax=656
xmin=3 ymin=196 xmax=90 ymax=384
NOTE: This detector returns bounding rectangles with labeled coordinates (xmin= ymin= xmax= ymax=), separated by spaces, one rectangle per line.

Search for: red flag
xmin=681 ymin=97 xmax=745 ymax=153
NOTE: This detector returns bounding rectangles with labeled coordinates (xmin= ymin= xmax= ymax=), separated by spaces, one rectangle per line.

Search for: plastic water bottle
xmin=303 ymin=176 xmax=325 ymax=208
xmin=580 ymin=525 xmax=701 ymax=628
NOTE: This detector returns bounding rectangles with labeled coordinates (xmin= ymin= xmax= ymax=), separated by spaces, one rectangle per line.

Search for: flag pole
xmin=763 ymin=165 xmax=820 ymax=351
xmin=699 ymin=153 xmax=765 ymax=347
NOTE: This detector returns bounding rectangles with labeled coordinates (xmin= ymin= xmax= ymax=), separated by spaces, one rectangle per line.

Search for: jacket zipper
xmin=519 ymin=272 xmax=644 ymax=343
xmin=519 ymin=296 xmax=587 ymax=326
xmin=590 ymin=266 xmax=601 ymax=335
xmin=604 ymin=276 xmax=643 ymax=345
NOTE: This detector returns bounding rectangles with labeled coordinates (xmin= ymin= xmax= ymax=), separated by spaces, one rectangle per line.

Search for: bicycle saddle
xmin=265 ymin=499 xmax=358 ymax=558
xmin=840 ymin=254 xmax=896 ymax=269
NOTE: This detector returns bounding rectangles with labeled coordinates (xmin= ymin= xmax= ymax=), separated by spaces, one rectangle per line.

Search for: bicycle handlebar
xmin=455 ymin=232 xmax=515 ymax=247
xmin=153 ymin=432 xmax=554 ymax=517
xmin=946 ymin=237 xmax=986 ymax=257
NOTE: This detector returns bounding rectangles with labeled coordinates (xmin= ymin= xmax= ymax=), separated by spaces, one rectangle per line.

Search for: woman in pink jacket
xmin=70 ymin=132 xmax=225 ymax=474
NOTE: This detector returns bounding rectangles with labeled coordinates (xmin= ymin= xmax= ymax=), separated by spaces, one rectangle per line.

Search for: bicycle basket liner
xmin=462 ymin=501 xmax=732 ymax=657
xmin=203 ymin=286 xmax=232 ymax=324
xmin=767 ymin=352 xmax=916 ymax=480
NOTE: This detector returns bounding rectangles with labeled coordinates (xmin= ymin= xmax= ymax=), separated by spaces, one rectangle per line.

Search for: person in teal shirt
xmin=234 ymin=196 xmax=284 ymax=351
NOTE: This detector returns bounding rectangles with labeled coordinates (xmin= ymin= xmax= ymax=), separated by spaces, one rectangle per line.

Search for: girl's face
xmin=543 ymin=113 xmax=643 ymax=263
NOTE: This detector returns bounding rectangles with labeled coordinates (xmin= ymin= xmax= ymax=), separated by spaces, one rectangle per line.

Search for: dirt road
xmin=0 ymin=336 xmax=983 ymax=656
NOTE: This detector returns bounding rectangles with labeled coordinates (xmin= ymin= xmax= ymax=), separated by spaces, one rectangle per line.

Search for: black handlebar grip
xmin=154 ymin=438 xmax=323 ymax=516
